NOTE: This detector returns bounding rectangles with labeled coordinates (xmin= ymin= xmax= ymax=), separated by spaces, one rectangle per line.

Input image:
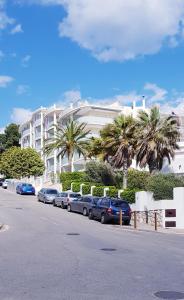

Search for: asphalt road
xmin=0 ymin=188 xmax=184 ymax=300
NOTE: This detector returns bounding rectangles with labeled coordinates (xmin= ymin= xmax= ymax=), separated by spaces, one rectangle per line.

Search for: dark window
xmin=60 ymin=193 xmax=67 ymax=197
xmin=111 ymin=200 xmax=129 ymax=209
xmin=69 ymin=193 xmax=81 ymax=198
xmin=46 ymin=189 xmax=58 ymax=195
xmin=100 ymin=199 xmax=109 ymax=206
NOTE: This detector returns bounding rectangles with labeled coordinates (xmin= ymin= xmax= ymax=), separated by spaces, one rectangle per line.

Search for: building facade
xmin=19 ymin=99 xmax=147 ymax=182
xmin=19 ymin=100 xmax=184 ymax=183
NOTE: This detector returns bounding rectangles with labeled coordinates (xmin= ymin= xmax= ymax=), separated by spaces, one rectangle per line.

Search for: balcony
xmin=21 ymin=128 xmax=30 ymax=137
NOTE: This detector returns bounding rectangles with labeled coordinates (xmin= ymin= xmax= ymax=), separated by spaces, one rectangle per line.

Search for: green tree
xmin=0 ymin=147 xmax=45 ymax=179
xmin=100 ymin=115 xmax=136 ymax=189
xmin=0 ymin=124 xmax=20 ymax=153
xmin=44 ymin=120 xmax=91 ymax=172
xmin=136 ymin=107 xmax=180 ymax=173
xmin=85 ymin=160 xmax=116 ymax=186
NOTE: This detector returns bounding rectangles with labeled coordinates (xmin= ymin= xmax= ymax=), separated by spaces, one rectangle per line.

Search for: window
xmin=46 ymin=189 xmax=58 ymax=194
xmin=60 ymin=193 xmax=67 ymax=197
xmin=111 ymin=200 xmax=129 ymax=209
xmin=100 ymin=199 xmax=109 ymax=206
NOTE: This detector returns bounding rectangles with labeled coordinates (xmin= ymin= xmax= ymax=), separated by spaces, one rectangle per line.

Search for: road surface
xmin=0 ymin=188 xmax=184 ymax=300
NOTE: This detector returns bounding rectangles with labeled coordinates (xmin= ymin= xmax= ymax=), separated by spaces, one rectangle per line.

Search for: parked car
xmin=16 ymin=183 xmax=35 ymax=195
xmin=2 ymin=179 xmax=8 ymax=189
xmin=67 ymin=196 xmax=101 ymax=216
xmin=0 ymin=178 xmax=5 ymax=186
xmin=37 ymin=188 xmax=59 ymax=204
xmin=53 ymin=192 xmax=81 ymax=208
xmin=88 ymin=198 xmax=131 ymax=224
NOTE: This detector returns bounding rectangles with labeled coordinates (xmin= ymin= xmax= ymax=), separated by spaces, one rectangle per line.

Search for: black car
xmin=88 ymin=197 xmax=131 ymax=224
xmin=67 ymin=196 xmax=101 ymax=216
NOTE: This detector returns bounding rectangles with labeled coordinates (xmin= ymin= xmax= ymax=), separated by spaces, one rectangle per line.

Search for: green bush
xmin=120 ymin=188 xmax=140 ymax=204
xmin=82 ymin=184 xmax=91 ymax=195
xmin=60 ymin=171 xmax=85 ymax=183
xmin=85 ymin=161 xmax=116 ymax=186
xmin=146 ymin=174 xmax=184 ymax=200
xmin=62 ymin=180 xmax=72 ymax=191
xmin=114 ymin=169 xmax=150 ymax=189
xmin=106 ymin=187 xmax=118 ymax=198
xmin=71 ymin=182 xmax=81 ymax=192
xmin=92 ymin=186 xmax=104 ymax=197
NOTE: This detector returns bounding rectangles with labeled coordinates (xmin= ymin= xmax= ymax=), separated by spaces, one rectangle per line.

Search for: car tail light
xmin=107 ymin=208 xmax=112 ymax=214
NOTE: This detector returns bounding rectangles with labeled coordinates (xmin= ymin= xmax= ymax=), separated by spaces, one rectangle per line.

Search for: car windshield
xmin=69 ymin=193 xmax=81 ymax=198
xmin=93 ymin=198 xmax=100 ymax=204
xmin=46 ymin=189 xmax=58 ymax=194
xmin=111 ymin=200 xmax=129 ymax=208
xmin=22 ymin=184 xmax=32 ymax=187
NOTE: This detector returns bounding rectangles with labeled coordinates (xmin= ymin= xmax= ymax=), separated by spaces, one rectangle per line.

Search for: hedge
xmin=106 ymin=187 xmax=118 ymax=198
xmin=146 ymin=174 xmax=184 ymax=200
xmin=92 ymin=186 xmax=104 ymax=197
xmin=62 ymin=180 xmax=72 ymax=191
xmin=71 ymin=182 xmax=81 ymax=192
xmin=120 ymin=188 xmax=140 ymax=204
xmin=60 ymin=171 xmax=86 ymax=183
xmin=82 ymin=184 xmax=91 ymax=195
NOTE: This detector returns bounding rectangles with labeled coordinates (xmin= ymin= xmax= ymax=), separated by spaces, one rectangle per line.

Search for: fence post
xmin=119 ymin=209 xmax=122 ymax=226
xmin=134 ymin=211 xmax=137 ymax=229
xmin=154 ymin=211 xmax=158 ymax=231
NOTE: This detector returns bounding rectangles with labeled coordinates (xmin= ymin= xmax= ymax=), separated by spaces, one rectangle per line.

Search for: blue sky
xmin=1 ymin=0 xmax=184 ymax=130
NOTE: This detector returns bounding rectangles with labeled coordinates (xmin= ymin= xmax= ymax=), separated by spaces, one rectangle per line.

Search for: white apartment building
xmin=19 ymin=99 xmax=147 ymax=182
xmin=19 ymin=99 xmax=184 ymax=183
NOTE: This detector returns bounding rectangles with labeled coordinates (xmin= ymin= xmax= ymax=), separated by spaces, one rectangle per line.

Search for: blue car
xmin=88 ymin=197 xmax=131 ymax=225
xmin=16 ymin=183 xmax=35 ymax=195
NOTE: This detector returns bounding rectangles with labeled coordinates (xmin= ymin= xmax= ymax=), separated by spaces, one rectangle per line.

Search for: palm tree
xmin=100 ymin=115 xmax=136 ymax=189
xmin=44 ymin=119 xmax=91 ymax=172
xmin=136 ymin=107 xmax=180 ymax=173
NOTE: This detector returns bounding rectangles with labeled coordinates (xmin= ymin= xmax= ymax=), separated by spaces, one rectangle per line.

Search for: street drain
xmin=15 ymin=208 xmax=23 ymax=210
xmin=67 ymin=233 xmax=80 ymax=236
xmin=101 ymin=248 xmax=117 ymax=252
xmin=154 ymin=291 xmax=184 ymax=299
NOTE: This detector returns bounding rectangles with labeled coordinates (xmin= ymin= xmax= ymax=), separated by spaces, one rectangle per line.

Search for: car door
xmin=40 ymin=189 xmax=45 ymax=201
xmin=96 ymin=199 xmax=109 ymax=218
xmin=70 ymin=198 xmax=80 ymax=212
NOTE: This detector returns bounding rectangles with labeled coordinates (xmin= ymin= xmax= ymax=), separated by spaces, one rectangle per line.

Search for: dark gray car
xmin=67 ymin=196 xmax=101 ymax=216
xmin=37 ymin=188 xmax=59 ymax=204
xmin=53 ymin=192 xmax=81 ymax=208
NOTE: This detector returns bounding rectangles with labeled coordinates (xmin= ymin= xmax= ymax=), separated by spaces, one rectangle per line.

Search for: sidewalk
xmin=112 ymin=222 xmax=184 ymax=235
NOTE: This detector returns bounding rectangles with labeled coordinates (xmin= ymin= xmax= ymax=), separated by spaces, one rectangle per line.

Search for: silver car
xmin=53 ymin=192 xmax=81 ymax=208
xmin=37 ymin=188 xmax=59 ymax=204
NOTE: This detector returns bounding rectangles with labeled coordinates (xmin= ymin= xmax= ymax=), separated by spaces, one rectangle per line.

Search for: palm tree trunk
xmin=68 ymin=153 xmax=74 ymax=172
xmin=123 ymin=160 xmax=128 ymax=189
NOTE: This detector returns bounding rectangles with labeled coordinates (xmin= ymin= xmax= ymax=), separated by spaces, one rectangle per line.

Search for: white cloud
xmin=10 ymin=23 xmax=23 ymax=34
xmin=11 ymin=108 xmax=32 ymax=124
xmin=0 ymin=75 xmax=14 ymax=87
xmin=21 ymin=55 xmax=31 ymax=67
xmin=144 ymin=83 xmax=168 ymax=103
xmin=21 ymin=0 xmax=184 ymax=62
xmin=56 ymin=89 xmax=81 ymax=107
xmin=0 ymin=0 xmax=14 ymax=31
xmin=16 ymin=84 xmax=30 ymax=95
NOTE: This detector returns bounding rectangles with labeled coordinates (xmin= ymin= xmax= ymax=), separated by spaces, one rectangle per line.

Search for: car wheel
xmin=37 ymin=197 xmax=40 ymax=202
xmin=61 ymin=201 xmax=65 ymax=209
xmin=101 ymin=213 xmax=107 ymax=224
xmin=124 ymin=220 xmax=130 ymax=226
xmin=67 ymin=204 xmax=72 ymax=212
xmin=53 ymin=200 xmax=56 ymax=207
xmin=83 ymin=208 xmax=88 ymax=216
xmin=88 ymin=210 xmax=94 ymax=220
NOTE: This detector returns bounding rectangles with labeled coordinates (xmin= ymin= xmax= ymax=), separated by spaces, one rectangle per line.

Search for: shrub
xmin=85 ymin=161 xmax=116 ymax=186
xmin=82 ymin=184 xmax=91 ymax=195
xmin=62 ymin=180 xmax=72 ymax=191
xmin=146 ymin=174 xmax=184 ymax=200
xmin=120 ymin=188 xmax=140 ymax=204
xmin=60 ymin=171 xmax=85 ymax=183
xmin=71 ymin=182 xmax=81 ymax=192
xmin=92 ymin=186 xmax=104 ymax=197
xmin=106 ymin=187 xmax=118 ymax=198
xmin=127 ymin=169 xmax=150 ymax=190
